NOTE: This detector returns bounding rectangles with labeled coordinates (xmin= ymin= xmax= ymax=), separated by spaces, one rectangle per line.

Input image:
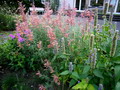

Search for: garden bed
xmin=0 ymin=2 xmax=120 ymax=90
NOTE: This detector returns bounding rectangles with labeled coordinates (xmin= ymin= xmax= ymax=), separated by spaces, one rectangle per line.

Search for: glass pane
xmin=117 ymin=0 xmax=120 ymax=12
xmin=75 ymin=0 xmax=80 ymax=10
xmin=91 ymin=0 xmax=103 ymax=7
xmin=108 ymin=0 xmax=117 ymax=12
xmin=81 ymin=0 xmax=86 ymax=10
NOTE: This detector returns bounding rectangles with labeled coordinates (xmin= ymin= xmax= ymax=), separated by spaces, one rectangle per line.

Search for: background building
xmin=59 ymin=0 xmax=120 ymax=15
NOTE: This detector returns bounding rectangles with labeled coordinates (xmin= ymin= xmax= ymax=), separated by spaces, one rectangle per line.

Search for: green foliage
xmin=0 ymin=38 xmax=51 ymax=71
xmin=1 ymin=73 xmax=31 ymax=90
xmin=0 ymin=14 xmax=16 ymax=31
xmin=58 ymin=19 xmax=120 ymax=89
xmin=1 ymin=69 xmax=58 ymax=90
xmin=116 ymin=82 xmax=120 ymax=90
xmin=72 ymin=79 xmax=88 ymax=89
xmin=83 ymin=65 xmax=90 ymax=74
xmin=50 ymin=0 xmax=59 ymax=13
xmin=60 ymin=70 xmax=69 ymax=76
xmin=115 ymin=65 xmax=120 ymax=82
xmin=93 ymin=69 xmax=104 ymax=79
xmin=0 ymin=0 xmax=44 ymax=11
xmin=0 ymin=4 xmax=120 ymax=90
xmin=0 ymin=3 xmax=16 ymax=31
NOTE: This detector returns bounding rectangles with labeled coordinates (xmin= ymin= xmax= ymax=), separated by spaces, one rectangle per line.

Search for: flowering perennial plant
xmin=5 ymin=2 xmax=120 ymax=90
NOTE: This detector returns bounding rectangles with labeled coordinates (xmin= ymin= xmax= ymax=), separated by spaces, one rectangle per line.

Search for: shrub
xmin=0 ymin=14 xmax=16 ymax=31
xmin=0 ymin=3 xmax=16 ymax=31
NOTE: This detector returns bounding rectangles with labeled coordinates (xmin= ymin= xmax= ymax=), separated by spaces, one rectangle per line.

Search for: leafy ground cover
xmin=0 ymin=2 xmax=120 ymax=90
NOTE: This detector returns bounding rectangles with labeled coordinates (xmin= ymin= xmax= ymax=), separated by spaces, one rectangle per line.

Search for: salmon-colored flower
xmin=37 ymin=41 xmax=42 ymax=49
xmin=36 ymin=71 xmax=41 ymax=77
xmin=44 ymin=59 xmax=51 ymax=68
xmin=38 ymin=85 xmax=46 ymax=90
xmin=47 ymin=27 xmax=58 ymax=48
xmin=53 ymin=75 xmax=60 ymax=85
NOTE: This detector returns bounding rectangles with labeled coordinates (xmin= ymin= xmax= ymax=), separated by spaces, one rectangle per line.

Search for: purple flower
xmin=9 ymin=34 xmax=15 ymax=39
xmin=24 ymin=29 xmax=31 ymax=34
xmin=98 ymin=84 xmax=103 ymax=90
xmin=16 ymin=33 xmax=20 ymax=37
xmin=78 ymin=81 xmax=81 ymax=83
xmin=18 ymin=37 xmax=25 ymax=42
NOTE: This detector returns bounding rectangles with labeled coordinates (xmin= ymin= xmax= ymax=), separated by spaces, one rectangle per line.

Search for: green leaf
xmin=69 ymin=79 xmax=77 ymax=87
xmin=71 ymin=72 xmax=79 ymax=80
xmin=58 ymin=54 xmax=67 ymax=59
xmin=60 ymin=70 xmax=69 ymax=75
xmin=83 ymin=65 xmax=90 ymax=74
xmin=93 ymin=69 xmax=104 ymax=79
xmin=115 ymin=65 xmax=120 ymax=81
xmin=87 ymin=84 xmax=95 ymax=90
xmin=72 ymin=79 xmax=88 ymax=89
xmin=116 ymin=82 xmax=120 ymax=90
xmin=79 ymin=74 xmax=88 ymax=79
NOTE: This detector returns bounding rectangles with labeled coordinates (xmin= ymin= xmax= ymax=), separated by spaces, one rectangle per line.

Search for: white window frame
xmin=74 ymin=0 xmax=82 ymax=11
xmin=107 ymin=0 xmax=120 ymax=14
xmin=73 ymin=0 xmax=120 ymax=14
xmin=74 ymin=0 xmax=104 ymax=11
xmin=115 ymin=0 xmax=120 ymax=14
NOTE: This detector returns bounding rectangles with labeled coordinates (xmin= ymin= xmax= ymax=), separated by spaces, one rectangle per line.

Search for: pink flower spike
xmin=18 ymin=37 xmax=25 ymax=42
xmin=9 ymin=34 xmax=15 ymax=39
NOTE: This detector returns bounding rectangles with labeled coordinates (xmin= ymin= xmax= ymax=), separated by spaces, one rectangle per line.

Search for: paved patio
xmin=98 ymin=20 xmax=120 ymax=30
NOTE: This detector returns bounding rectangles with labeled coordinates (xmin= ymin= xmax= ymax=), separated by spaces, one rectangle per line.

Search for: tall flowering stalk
xmin=44 ymin=59 xmax=54 ymax=73
xmin=66 ymin=8 xmax=76 ymax=26
xmin=89 ymin=34 xmax=95 ymax=50
xmin=52 ymin=9 xmax=63 ymax=27
xmin=16 ymin=21 xmax=33 ymax=41
xmin=109 ymin=5 xmax=114 ymax=23
xmin=81 ymin=10 xmax=94 ymax=22
xmin=52 ymin=9 xmax=69 ymax=38
xmin=98 ymin=84 xmax=104 ymax=90
xmin=18 ymin=2 xmax=26 ymax=22
xmin=103 ymin=2 xmax=109 ymax=16
xmin=110 ymin=30 xmax=119 ymax=57
xmin=94 ymin=8 xmax=98 ymax=28
xmin=89 ymin=34 xmax=96 ymax=68
xmin=29 ymin=4 xmax=41 ymax=27
xmin=47 ymin=27 xmax=58 ymax=50
xmin=42 ymin=2 xmax=53 ymax=24
xmin=61 ymin=37 xmax=65 ymax=53
xmin=89 ymin=48 xmax=97 ymax=69
xmin=52 ymin=75 xmax=60 ymax=85
xmin=44 ymin=59 xmax=60 ymax=85
xmin=14 ymin=2 xmax=34 ymax=47
xmin=69 ymin=62 xmax=73 ymax=72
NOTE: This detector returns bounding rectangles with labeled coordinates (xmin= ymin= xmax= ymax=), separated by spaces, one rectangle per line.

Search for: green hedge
xmin=0 ymin=14 xmax=16 ymax=31
xmin=0 ymin=0 xmax=44 ymax=10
